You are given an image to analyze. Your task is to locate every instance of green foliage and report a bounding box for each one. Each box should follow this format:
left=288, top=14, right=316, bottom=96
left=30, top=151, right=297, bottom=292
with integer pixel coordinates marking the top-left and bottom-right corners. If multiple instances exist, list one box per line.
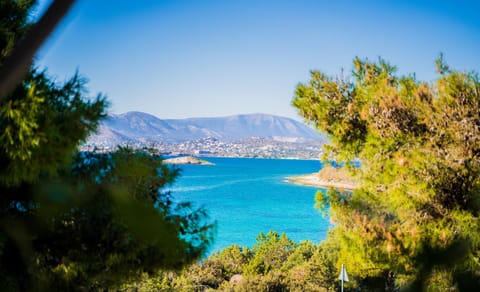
left=0, top=1, right=214, bottom=289
left=242, top=231, right=295, bottom=275
left=293, top=56, right=480, bottom=290
left=0, top=0, right=34, bottom=65
left=281, top=239, right=338, bottom=292
left=214, top=244, right=251, bottom=277
left=130, top=232, right=340, bottom=291
left=0, top=79, right=214, bottom=290
left=0, top=71, right=106, bottom=186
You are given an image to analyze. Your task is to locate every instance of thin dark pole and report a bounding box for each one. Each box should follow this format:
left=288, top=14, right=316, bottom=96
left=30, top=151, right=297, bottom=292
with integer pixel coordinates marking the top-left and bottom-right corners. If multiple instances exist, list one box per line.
left=0, top=0, right=76, bottom=100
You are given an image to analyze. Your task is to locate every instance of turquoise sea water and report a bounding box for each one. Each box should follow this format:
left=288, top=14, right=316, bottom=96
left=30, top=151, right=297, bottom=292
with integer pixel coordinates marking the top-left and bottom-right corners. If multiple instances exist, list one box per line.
left=168, top=157, right=331, bottom=254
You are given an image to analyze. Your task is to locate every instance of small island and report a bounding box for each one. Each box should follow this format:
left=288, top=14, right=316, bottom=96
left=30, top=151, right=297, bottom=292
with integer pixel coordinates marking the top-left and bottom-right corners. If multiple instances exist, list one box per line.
left=286, top=165, right=358, bottom=190
left=163, top=156, right=215, bottom=165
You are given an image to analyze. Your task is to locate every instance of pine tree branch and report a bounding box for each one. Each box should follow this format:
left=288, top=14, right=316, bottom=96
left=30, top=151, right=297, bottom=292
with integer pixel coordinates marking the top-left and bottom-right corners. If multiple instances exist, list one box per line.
left=0, top=0, right=76, bottom=101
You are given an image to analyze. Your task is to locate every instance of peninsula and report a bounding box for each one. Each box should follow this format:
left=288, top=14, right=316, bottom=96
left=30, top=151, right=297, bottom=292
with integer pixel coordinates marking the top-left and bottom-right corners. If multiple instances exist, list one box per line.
left=286, top=165, right=358, bottom=190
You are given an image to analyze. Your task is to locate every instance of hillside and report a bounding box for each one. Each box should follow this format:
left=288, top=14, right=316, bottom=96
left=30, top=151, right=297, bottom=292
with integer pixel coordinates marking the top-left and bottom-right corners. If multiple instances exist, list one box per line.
left=87, top=112, right=324, bottom=145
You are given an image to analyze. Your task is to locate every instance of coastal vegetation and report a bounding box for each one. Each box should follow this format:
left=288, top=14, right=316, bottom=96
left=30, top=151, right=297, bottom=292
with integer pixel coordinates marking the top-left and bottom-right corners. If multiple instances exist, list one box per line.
left=121, top=231, right=340, bottom=291
left=0, top=1, right=213, bottom=290
left=1, top=1, right=479, bottom=291
left=293, top=55, right=480, bottom=290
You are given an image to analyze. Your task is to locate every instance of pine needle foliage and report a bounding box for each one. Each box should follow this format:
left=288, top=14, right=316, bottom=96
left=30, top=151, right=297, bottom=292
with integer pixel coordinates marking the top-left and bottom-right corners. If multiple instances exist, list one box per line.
left=293, top=56, right=480, bottom=290
left=0, top=1, right=214, bottom=290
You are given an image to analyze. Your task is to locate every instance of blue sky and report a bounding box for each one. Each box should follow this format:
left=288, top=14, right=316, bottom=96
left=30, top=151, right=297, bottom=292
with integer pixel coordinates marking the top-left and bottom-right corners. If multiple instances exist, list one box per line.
left=36, top=0, right=480, bottom=120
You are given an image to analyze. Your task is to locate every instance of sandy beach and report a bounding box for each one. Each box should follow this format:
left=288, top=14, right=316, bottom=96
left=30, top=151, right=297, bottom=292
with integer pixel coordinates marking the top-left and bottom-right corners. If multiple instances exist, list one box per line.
left=286, top=167, right=358, bottom=190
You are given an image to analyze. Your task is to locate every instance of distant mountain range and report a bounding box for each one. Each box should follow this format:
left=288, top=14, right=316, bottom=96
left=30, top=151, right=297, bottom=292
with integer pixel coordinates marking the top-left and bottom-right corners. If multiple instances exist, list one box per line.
left=86, top=111, right=324, bottom=146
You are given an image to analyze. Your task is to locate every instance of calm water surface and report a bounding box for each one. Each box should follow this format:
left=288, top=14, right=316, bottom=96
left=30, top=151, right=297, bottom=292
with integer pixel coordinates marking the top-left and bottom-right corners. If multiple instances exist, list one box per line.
left=168, top=157, right=331, bottom=253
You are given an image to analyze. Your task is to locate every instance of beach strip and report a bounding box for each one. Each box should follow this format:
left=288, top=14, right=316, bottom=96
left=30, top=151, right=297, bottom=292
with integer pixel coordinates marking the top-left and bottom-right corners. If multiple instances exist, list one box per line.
left=286, top=168, right=358, bottom=190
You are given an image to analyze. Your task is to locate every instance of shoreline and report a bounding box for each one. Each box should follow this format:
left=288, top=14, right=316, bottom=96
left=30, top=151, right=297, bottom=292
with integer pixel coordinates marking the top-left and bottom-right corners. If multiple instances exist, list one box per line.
left=191, top=155, right=321, bottom=161
left=286, top=172, right=357, bottom=190
left=163, top=156, right=215, bottom=165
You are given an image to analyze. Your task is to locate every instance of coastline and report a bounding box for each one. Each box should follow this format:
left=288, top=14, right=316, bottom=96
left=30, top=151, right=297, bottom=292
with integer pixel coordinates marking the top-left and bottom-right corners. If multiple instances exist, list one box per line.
left=163, top=156, right=215, bottom=165
left=197, top=155, right=320, bottom=161
left=286, top=167, right=358, bottom=191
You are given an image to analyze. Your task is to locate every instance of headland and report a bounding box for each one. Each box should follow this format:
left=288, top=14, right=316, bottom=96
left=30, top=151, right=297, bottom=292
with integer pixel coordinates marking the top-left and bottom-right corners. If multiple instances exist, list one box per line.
left=286, top=166, right=358, bottom=190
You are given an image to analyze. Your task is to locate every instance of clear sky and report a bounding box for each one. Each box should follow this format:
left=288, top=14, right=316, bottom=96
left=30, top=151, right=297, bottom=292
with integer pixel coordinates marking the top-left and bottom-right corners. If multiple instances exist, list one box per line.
left=36, top=0, right=480, bottom=120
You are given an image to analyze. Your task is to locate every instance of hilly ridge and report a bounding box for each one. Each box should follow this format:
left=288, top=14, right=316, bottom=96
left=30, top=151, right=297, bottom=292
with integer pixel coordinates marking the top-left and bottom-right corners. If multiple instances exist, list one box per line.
left=87, top=112, right=323, bottom=146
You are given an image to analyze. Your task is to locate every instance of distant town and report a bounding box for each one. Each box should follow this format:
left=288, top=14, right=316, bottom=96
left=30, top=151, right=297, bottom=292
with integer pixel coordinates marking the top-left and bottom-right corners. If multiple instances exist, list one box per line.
left=82, top=112, right=326, bottom=159
left=82, top=136, right=323, bottom=160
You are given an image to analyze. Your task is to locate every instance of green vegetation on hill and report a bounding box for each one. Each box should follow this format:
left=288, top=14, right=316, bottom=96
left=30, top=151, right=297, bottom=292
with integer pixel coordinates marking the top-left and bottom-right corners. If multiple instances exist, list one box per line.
left=293, top=55, right=480, bottom=290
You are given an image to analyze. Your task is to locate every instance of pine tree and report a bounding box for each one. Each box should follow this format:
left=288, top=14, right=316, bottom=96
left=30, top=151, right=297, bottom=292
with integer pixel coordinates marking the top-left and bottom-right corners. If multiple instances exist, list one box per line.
left=0, top=1, right=214, bottom=289
left=293, top=56, right=480, bottom=290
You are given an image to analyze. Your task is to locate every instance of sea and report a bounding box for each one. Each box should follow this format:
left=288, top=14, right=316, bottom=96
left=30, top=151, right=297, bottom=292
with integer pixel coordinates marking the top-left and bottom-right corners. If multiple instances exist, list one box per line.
left=167, top=157, right=331, bottom=254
